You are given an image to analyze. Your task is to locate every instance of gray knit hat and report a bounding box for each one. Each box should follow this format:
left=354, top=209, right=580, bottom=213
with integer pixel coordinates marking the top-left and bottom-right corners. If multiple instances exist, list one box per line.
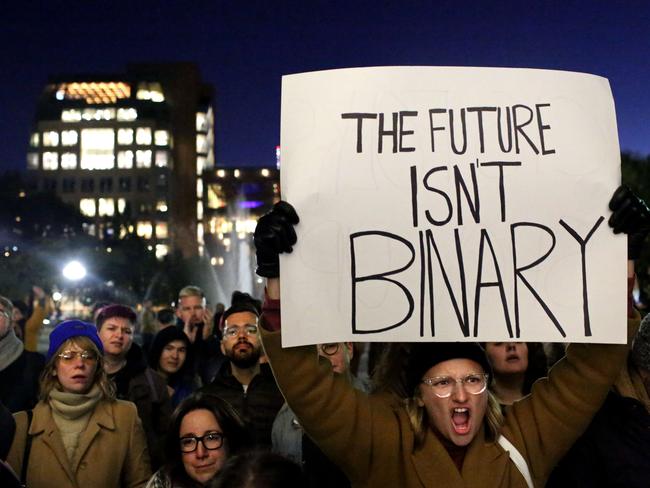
left=631, top=314, right=650, bottom=371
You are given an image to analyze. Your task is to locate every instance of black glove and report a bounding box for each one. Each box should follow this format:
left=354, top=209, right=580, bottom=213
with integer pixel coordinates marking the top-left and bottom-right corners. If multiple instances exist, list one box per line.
left=608, top=185, right=650, bottom=259
left=254, top=201, right=300, bottom=278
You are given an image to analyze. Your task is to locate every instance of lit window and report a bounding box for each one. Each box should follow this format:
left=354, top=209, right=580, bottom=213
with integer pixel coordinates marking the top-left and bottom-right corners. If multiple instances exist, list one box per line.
left=117, top=108, right=137, bottom=121
left=80, top=128, right=115, bottom=170
left=197, top=201, right=203, bottom=220
left=117, top=198, right=127, bottom=214
left=136, top=82, right=165, bottom=102
left=30, top=133, right=39, bottom=147
left=61, top=130, right=78, bottom=146
left=79, top=199, right=96, bottom=217
left=43, top=152, right=59, bottom=170
left=61, top=109, right=82, bottom=122
left=27, top=153, right=39, bottom=170
left=82, top=108, right=115, bottom=121
left=43, top=131, right=59, bottom=147
left=197, top=223, right=204, bottom=244
left=156, top=200, right=168, bottom=212
left=234, top=169, right=240, bottom=178
left=136, top=150, right=152, bottom=168
left=136, top=221, right=153, bottom=239
left=196, top=134, right=208, bottom=154
left=98, top=198, right=115, bottom=217
left=61, top=153, right=77, bottom=169
left=196, top=179, right=203, bottom=198
left=155, top=151, right=168, bottom=168
left=196, top=112, right=208, bottom=132
left=154, top=130, right=169, bottom=146
left=155, top=222, right=168, bottom=238
left=261, top=168, right=270, bottom=177
left=135, top=127, right=152, bottom=145
left=117, top=150, right=134, bottom=169
left=197, top=156, right=206, bottom=175
left=118, top=128, right=134, bottom=145
left=236, top=218, right=258, bottom=234
left=217, top=169, right=226, bottom=178
left=155, top=244, right=169, bottom=259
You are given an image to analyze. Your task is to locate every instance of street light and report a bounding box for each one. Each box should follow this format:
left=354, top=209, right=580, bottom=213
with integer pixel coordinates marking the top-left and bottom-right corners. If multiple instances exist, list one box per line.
left=62, top=260, right=86, bottom=316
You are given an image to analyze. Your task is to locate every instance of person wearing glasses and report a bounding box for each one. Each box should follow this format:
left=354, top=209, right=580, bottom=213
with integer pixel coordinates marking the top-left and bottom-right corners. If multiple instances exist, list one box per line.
left=146, top=392, right=251, bottom=488
left=6, top=320, right=151, bottom=487
left=253, top=193, right=643, bottom=488
left=272, top=341, right=365, bottom=488
left=201, top=292, right=284, bottom=447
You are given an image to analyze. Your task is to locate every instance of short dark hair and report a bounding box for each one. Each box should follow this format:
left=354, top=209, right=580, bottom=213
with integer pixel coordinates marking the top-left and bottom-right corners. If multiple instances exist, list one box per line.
left=162, top=392, right=252, bottom=484
left=208, top=450, right=306, bottom=488
left=95, top=304, right=137, bottom=330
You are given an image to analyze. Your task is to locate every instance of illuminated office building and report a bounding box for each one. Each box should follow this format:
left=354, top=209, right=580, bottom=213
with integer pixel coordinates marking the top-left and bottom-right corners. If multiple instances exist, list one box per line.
left=26, top=63, right=214, bottom=258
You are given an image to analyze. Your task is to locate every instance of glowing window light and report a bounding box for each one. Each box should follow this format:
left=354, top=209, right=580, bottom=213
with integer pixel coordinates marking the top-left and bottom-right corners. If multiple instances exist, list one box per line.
left=136, top=150, right=152, bottom=168
left=155, top=151, right=168, bottom=168
left=136, top=127, right=152, bottom=145
left=261, top=168, right=270, bottom=177
left=197, top=157, right=206, bottom=175
left=43, top=152, right=58, bottom=170
left=82, top=108, right=115, bottom=121
left=136, top=82, right=165, bottom=102
left=196, top=112, right=208, bottom=132
left=61, top=109, right=82, bottom=122
left=43, top=131, right=59, bottom=147
left=155, top=244, right=168, bottom=259
left=27, top=153, right=39, bottom=170
left=235, top=218, right=258, bottom=233
left=196, top=179, right=203, bottom=198
left=117, top=108, right=137, bottom=121
left=154, top=130, right=169, bottom=146
left=61, top=153, right=77, bottom=169
left=196, top=134, right=208, bottom=154
left=197, top=201, right=203, bottom=220
left=61, top=130, right=78, bottom=146
left=118, top=128, right=134, bottom=145
left=30, top=133, right=39, bottom=147
left=234, top=169, right=240, bottom=178
left=117, top=150, right=134, bottom=169
left=117, top=198, right=126, bottom=214
left=79, top=199, right=96, bottom=217
left=98, top=198, right=115, bottom=217
left=216, top=169, right=226, bottom=178
left=80, top=128, right=115, bottom=170
left=155, top=222, right=168, bottom=238
left=156, top=200, right=168, bottom=212
left=55, top=81, right=131, bottom=104
left=136, top=221, right=153, bottom=239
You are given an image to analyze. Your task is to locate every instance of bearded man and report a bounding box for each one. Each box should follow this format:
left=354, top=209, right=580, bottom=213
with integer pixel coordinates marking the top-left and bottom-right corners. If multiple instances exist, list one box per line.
left=201, top=291, right=283, bottom=446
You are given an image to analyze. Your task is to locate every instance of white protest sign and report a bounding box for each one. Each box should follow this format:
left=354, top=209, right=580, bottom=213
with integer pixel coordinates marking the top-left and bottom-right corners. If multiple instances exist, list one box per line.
left=280, top=67, right=626, bottom=347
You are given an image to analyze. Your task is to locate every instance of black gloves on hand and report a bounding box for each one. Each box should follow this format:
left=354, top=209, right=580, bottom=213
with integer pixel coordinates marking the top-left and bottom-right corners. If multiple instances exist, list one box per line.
left=254, top=201, right=300, bottom=278
left=608, top=185, right=650, bottom=260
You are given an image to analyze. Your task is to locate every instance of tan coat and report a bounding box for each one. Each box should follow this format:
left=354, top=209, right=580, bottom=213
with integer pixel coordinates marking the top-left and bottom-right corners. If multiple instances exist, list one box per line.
left=8, top=399, right=151, bottom=488
left=262, top=316, right=639, bottom=488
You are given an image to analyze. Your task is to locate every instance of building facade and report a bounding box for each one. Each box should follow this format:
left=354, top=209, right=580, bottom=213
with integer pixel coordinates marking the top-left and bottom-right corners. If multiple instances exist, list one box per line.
left=26, top=63, right=214, bottom=259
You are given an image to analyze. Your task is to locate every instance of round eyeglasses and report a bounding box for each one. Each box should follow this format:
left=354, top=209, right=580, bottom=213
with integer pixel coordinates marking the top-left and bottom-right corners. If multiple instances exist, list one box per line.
left=58, top=350, right=98, bottom=362
left=179, top=432, right=224, bottom=453
left=421, top=373, right=489, bottom=398
left=318, top=343, right=340, bottom=356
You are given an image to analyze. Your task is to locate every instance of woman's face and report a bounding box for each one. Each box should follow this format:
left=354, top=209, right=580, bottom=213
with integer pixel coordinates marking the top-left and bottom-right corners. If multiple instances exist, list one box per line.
left=180, top=408, right=227, bottom=484
left=159, top=339, right=188, bottom=375
left=485, top=342, right=529, bottom=376
left=418, top=358, right=488, bottom=447
left=54, top=340, right=98, bottom=394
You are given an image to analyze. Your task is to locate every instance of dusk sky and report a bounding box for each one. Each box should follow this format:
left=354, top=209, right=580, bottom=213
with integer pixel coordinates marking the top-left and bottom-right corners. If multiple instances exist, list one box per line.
left=2, top=1, right=649, bottom=171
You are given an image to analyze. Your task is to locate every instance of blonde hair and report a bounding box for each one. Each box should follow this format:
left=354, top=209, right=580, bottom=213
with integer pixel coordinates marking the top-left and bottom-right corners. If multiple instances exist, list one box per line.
left=178, top=285, right=205, bottom=300
left=40, top=336, right=116, bottom=401
left=405, top=389, right=504, bottom=449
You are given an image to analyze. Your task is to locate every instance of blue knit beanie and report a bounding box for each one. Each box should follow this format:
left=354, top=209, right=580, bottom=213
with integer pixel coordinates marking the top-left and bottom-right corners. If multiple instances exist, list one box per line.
left=47, top=320, right=104, bottom=360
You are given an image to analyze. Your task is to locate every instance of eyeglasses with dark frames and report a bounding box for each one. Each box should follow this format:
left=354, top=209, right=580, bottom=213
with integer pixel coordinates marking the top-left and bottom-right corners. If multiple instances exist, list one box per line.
left=318, top=343, right=340, bottom=356
left=179, top=431, right=224, bottom=453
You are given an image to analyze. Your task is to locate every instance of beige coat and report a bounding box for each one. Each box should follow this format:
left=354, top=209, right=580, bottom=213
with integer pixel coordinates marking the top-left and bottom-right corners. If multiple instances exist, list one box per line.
left=8, top=399, right=151, bottom=488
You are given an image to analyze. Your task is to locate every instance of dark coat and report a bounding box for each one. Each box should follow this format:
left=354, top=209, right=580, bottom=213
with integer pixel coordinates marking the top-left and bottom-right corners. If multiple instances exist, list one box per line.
left=0, top=350, right=44, bottom=413
left=109, top=343, right=172, bottom=470
left=547, top=390, right=650, bottom=487
left=201, top=361, right=284, bottom=446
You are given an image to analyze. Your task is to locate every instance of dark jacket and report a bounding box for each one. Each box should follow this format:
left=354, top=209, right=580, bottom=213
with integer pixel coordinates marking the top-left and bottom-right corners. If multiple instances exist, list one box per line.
left=547, top=363, right=650, bottom=488
left=109, top=343, right=172, bottom=470
left=201, top=361, right=284, bottom=446
left=0, top=350, right=44, bottom=413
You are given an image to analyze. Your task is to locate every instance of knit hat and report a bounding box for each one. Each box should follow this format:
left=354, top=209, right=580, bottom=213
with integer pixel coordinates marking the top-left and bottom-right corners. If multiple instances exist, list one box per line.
left=47, top=320, right=104, bottom=360
left=0, top=402, right=14, bottom=460
left=632, top=314, right=650, bottom=371
left=220, top=291, right=262, bottom=331
left=405, top=342, right=493, bottom=396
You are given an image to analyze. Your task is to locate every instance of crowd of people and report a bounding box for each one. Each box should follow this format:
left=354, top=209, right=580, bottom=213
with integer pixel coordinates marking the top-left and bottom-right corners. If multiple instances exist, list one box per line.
left=0, top=185, right=649, bottom=487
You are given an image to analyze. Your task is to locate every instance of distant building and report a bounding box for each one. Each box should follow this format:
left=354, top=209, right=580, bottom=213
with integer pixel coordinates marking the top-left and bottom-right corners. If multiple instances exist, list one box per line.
left=26, top=63, right=215, bottom=259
